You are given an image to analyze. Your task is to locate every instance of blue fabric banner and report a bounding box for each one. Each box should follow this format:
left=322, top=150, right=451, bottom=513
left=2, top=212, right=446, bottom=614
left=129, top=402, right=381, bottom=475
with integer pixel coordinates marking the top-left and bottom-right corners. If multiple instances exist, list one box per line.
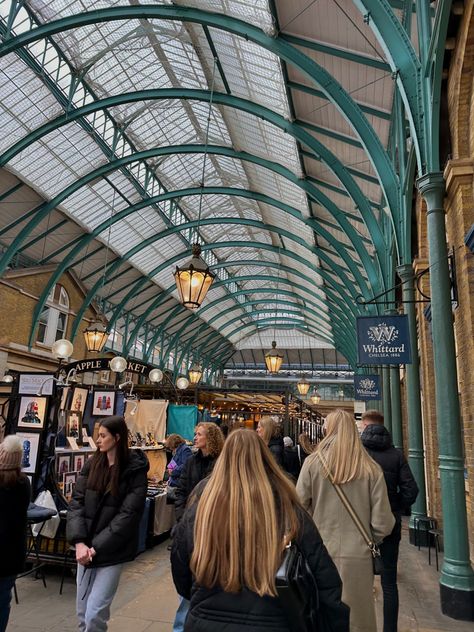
left=356, top=315, right=412, bottom=365
left=167, top=404, right=198, bottom=441
left=354, top=374, right=380, bottom=400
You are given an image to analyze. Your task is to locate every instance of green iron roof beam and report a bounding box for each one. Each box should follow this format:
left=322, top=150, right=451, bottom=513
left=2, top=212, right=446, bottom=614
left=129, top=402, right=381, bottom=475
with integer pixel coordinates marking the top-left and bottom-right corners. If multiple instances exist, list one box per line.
left=0, top=95, right=388, bottom=282
left=352, top=0, right=423, bottom=171
left=0, top=181, right=23, bottom=207
left=289, top=80, right=392, bottom=121
left=202, top=25, right=231, bottom=95
left=0, top=7, right=396, bottom=250
left=301, top=150, right=380, bottom=185
left=41, top=240, right=104, bottom=267
left=279, top=32, right=391, bottom=72
left=17, top=219, right=68, bottom=254
left=298, top=119, right=364, bottom=149
left=306, top=176, right=382, bottom=211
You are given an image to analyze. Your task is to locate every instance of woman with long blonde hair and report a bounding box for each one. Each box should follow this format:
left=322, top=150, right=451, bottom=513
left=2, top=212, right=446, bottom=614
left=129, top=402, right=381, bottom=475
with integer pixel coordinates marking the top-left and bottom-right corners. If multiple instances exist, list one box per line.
left=297, top=410, right=394, bottom=632
left=171, top=428, right=349, bottom=631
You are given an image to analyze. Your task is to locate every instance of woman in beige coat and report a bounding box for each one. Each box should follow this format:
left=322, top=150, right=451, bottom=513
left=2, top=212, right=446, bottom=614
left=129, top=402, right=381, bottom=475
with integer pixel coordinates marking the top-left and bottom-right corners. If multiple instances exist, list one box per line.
left=297, top=409, right=394, bottom=632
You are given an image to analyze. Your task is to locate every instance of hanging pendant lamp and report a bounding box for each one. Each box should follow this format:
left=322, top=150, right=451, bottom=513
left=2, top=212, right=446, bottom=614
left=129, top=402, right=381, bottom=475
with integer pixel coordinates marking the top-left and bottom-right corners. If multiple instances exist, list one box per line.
left=174, top=244, right=216, bottom=309
left=310, top=393, right=321, bottom=405
left=265, top=341, right=283, bottom=374
left=296, top=375, right=310, bottom=396
left=83, top=317, right=109, bottom=353
left=188, top=363, right=203, bottom=385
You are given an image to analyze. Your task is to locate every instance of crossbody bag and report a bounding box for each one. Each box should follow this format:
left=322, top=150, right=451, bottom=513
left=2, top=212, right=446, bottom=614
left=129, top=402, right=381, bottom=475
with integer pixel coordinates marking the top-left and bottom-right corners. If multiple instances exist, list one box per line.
left=316, top=452, right=384, bottom=575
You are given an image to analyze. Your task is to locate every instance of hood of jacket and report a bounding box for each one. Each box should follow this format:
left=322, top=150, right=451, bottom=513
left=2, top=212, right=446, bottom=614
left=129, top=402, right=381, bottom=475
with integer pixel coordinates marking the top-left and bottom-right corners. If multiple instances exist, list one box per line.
left=361, top=424, right=392, bottom=451
left=124, top=449, right=150, bottom=476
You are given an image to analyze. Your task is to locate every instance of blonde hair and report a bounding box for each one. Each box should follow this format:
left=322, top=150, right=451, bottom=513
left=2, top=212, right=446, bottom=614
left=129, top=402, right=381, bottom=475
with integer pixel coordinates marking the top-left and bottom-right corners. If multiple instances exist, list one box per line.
left=195, top=422, right=224, bottom=458
left=298, top=432, right=314, bottom=455
left=258, top=416, right=277, bottom=444
left=191, top=429, right=300, bottom=597
left=315, top=409, right=380, bottom=484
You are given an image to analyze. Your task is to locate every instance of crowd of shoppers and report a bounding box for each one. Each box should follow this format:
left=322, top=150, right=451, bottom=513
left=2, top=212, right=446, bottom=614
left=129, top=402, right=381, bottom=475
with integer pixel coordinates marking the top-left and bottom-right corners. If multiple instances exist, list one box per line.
left=2, top=404, right=417, bottom=632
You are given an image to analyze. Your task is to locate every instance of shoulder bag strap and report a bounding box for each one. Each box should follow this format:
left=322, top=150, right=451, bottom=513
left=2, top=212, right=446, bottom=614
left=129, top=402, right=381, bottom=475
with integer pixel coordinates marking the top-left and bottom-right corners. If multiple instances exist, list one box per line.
left=316, top=452, right=378, bottom=555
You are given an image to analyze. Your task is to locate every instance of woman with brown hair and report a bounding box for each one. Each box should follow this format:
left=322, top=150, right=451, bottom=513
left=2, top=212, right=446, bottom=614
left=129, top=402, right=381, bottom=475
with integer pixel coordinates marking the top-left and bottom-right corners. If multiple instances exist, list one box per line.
left=67, top=416, right=148, bottom=632
left=0, top=436, right=30, bottom=632
left=164, top=434, right=192, bottom=491
left=171, top=428, right=349, bottom=631
left=297, top=410, right=394, bottom=632
left=256, top=415, right=284, bottom=466
left=297, top=432, right=315, bottom=467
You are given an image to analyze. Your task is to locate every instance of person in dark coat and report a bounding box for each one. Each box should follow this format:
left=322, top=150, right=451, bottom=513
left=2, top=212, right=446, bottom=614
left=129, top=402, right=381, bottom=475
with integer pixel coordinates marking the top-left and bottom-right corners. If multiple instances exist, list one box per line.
left=0, top=435, right=30, bottom=632
left=67, top=416, right=148, bottom=632
left=171, top=429, right=349, bottom=632
left=360, top=410, right=419, bottom=632
left=174, top=422, right=224, bottom=522
left=257, top=416, right=284, bottom=466
left=172, top=422, right=224, bottom=632
left=282, top=436, right=301, bottom=480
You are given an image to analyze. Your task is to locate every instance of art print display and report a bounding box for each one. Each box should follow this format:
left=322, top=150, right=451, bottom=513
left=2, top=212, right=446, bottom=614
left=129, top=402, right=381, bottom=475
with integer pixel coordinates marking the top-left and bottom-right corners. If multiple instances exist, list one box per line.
left=59, top=386, right=70, bottom=411
left=92, top=391, right=115, bottom=416
left=65, top=410, right=82, bottom=446
left=16, top=432, right=41, bottom=474
left=17, top=396, right=47, bottom=429
left=71, top=387, right=89, bottom=416
left=72, top=453, right=85, bottom=473
left=57, top=454, right=71, bottom=475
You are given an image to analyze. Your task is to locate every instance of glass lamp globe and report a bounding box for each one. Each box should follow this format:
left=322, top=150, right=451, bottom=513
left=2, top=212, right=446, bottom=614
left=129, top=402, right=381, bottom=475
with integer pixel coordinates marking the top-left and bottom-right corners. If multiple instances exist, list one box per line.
left=51, top=338, right=74, bottom=359
left=110, top=356, right=128, bottom=373
left=176, top=376, right=189, bottom=390
left=149, top=368, right=163, bottom=383
left=1, top=374, right=14, bottom=383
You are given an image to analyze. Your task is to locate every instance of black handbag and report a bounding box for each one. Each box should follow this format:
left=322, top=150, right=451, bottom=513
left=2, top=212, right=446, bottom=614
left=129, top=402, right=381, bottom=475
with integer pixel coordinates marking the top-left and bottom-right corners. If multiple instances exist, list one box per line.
left=166, top=486, right=177, bottom=505
left=276, top=540, right=319, bottom=632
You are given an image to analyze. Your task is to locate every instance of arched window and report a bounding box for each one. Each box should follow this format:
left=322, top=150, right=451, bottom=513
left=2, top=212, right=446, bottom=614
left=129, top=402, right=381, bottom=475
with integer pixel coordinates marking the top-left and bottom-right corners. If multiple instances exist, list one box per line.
left=36, top=283, right=70, bottom=346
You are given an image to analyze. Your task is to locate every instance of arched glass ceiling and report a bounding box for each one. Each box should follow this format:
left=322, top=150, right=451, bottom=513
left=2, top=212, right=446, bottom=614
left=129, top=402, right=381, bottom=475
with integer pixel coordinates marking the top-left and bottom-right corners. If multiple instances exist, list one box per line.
left=0, top=0, right=437, bottom=370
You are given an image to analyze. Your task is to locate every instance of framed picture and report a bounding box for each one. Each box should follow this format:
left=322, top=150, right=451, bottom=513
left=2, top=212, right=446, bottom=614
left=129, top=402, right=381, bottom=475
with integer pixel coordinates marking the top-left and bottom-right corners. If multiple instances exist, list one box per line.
left=65, top=410, right=82, bottom=446
left=57, top=454, right=71, bottom=476
left=16, top=432, right=41, bottom=474
left=59, top=386, right=71, bottom=412
left=99, top=370, right=111, bottom=384
left=18, top=373, right=55, bottom=396
left=92, top=391, right=115, bottom=416
left=64, top=471, right=77, bottom=487
left=17, top=396, right=47, bottom=429
left=71, top=387, right=89, bottom=416
left=72, top=453, right=85, bottom=473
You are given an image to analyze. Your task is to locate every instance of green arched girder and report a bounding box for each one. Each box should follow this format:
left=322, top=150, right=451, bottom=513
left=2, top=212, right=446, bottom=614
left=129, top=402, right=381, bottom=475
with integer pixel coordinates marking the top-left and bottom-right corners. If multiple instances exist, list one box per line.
left=0, top=91, right=389, bottom=278
left=30, top=205, right=369, bottom=348
left=0, top=4, right=399, bottom=230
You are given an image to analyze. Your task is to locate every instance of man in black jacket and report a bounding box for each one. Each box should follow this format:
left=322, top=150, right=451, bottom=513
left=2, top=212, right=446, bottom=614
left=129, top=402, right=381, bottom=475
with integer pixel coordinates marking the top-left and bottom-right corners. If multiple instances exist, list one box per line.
left=360, top=410, right=419, bottom=632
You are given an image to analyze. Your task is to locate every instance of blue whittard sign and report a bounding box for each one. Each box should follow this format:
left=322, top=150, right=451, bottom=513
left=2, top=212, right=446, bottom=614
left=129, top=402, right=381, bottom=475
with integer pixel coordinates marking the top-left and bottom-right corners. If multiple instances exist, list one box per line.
left=356, top=315, right=412, bottom=365
left=354, top=375, right=380, bottom=401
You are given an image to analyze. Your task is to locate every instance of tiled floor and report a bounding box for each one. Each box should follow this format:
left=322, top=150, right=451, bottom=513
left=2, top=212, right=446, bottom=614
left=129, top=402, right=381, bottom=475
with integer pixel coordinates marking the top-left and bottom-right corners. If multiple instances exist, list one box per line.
left=8, top=521, right=474, bottom=631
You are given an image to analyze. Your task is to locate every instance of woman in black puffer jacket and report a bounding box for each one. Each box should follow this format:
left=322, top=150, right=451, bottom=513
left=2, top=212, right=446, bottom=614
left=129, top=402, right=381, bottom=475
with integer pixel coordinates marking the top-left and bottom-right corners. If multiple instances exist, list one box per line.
left=171, top=429, right=349, bottom=632
left=67, top=416, right=148, bottom=632
left=257, top=416, right=284, bottom=466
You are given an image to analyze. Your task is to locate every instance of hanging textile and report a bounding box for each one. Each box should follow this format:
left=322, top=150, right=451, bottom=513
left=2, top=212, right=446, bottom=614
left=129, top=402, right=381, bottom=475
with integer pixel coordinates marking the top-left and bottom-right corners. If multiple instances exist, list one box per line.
left=125, top=399, right=168, bottom=441
left=167, top=405, right=198, bottom=441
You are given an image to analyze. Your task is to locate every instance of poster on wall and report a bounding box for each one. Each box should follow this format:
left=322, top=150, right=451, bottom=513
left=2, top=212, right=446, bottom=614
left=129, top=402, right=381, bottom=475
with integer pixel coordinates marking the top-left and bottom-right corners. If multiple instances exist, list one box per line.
left=71, top=387, right=89, bottom=416
left=92, top=391, right=115, bottom=416
left=18, top=373, right=55, bottom=396
left=356, top=315, right=412, bottom=365
left=16, top=432, right=41, bottom=474
left=17, top=396, right=48, bottom=429
left=65, top=411, right=82, bottom=446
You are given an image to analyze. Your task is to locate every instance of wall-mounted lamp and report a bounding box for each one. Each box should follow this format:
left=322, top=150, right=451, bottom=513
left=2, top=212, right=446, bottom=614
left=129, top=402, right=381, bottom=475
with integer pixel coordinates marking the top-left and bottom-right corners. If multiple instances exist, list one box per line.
left=176, top=376, right=189, bottom=390
left=1, top=374, right=14, bottom=384
left=149, top=368, right=163, bottom=384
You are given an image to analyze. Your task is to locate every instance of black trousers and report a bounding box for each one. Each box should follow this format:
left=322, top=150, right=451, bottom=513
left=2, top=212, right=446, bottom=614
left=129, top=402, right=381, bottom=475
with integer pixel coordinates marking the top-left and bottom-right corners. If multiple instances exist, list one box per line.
left=379, top=518, right=402, bottom=632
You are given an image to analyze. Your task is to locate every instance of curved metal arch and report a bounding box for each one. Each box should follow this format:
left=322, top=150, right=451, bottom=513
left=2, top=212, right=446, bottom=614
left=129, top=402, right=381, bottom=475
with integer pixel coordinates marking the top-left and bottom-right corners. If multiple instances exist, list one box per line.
left=31, top=206, right=366, bottom=348
left=352, top=1, right=422, bottom=172
left=0, top=4, right=398, bottom=229
left=0, top=94, right=388, bottom=280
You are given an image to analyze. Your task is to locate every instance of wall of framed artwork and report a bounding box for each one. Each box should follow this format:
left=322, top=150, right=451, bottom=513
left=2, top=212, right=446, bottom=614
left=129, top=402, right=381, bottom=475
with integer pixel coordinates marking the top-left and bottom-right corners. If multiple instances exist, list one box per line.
left=72, top=453, right=85, bottom=472
left=16, top=431, right=41, bottom=474
left=17, top=396, right=47, bottom=429
left=65, top=410, right=82, bottom=446
left=71, top=387, right=88, bottom=416
left=92, top=390, right=115, bottom=416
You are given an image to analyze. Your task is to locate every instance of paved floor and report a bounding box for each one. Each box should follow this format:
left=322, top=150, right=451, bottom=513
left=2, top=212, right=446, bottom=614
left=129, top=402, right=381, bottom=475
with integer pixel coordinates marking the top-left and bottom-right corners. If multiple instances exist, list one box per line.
left=8, top=521, right=474, bottom=631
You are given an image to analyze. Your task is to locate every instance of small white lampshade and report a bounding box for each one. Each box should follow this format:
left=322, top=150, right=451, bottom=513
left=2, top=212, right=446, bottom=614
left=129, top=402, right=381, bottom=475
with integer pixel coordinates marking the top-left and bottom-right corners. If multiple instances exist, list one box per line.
left=176, top=376, right=189, bottom=390
left=149, top=368, right=163, bottom=383
left=51, top=338, right=74, bottom=359
left=110, top=356, right=128, bottom=373
left=1, top=374, right=14, bottom=383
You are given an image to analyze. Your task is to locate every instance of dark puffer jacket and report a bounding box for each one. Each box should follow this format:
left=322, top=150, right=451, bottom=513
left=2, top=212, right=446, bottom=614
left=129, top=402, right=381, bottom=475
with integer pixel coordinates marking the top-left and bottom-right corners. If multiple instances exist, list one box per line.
left=268, top=436, right=284, bottom=467
left=361, top=424, right=418, bottom=516
left=171, top=501, right=350, bottom=632
left=0, top=476, right=30, bottom=577
left=67, top=450, right=149, bottom=567
left=174, top=450, right=217, bottom=521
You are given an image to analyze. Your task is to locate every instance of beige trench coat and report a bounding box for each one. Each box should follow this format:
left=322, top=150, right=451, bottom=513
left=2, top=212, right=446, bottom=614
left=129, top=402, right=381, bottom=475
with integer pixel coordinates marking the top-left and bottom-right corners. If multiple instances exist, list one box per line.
left=297, top=455, right=395, bottom=632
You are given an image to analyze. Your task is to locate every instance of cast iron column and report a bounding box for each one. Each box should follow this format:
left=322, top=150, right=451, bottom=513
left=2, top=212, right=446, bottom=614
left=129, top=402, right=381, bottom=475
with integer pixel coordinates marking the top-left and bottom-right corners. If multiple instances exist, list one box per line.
left=417, top=172, right=474, bottom=619
left=389, top=364, right=403, bottom=450
left=382, top=366, right=392, bottom=434
left=397, top=263, right=428, bottom=540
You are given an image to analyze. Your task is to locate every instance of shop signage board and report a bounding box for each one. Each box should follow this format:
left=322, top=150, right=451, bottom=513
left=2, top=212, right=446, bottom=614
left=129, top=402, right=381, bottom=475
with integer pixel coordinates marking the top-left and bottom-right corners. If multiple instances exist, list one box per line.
left=18, top=373, right=55, bottom=395
left=354, top=375, right=380, bottom=401
left=64, top=358, right=153, bottom=375
left=356, top=315, right=412, bottom=365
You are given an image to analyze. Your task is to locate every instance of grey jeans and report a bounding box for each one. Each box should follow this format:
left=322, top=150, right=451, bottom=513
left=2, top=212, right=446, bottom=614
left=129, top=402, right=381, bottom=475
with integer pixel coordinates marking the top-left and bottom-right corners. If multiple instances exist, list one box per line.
left=76, top=563, right=123, bottom=632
